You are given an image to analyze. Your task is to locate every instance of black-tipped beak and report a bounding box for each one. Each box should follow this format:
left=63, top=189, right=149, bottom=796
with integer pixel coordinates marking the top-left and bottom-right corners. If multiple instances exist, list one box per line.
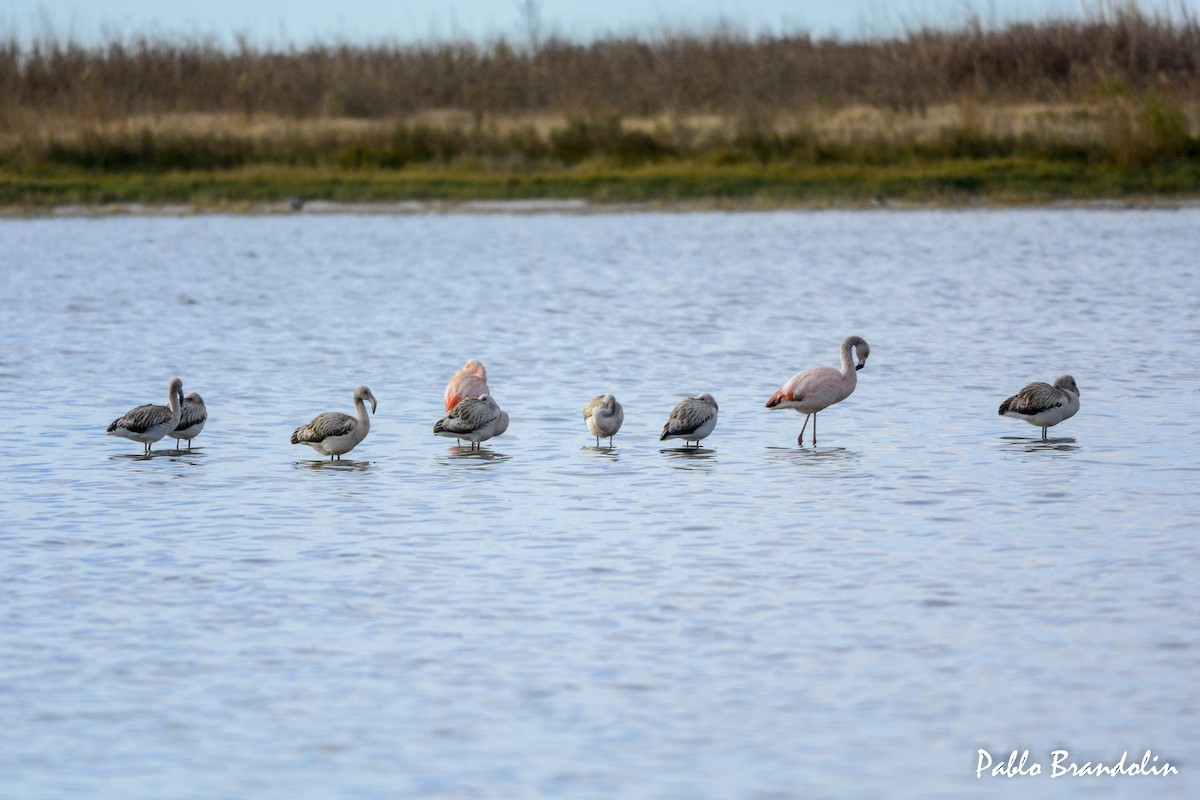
left=856, top=364, right=865, bottom=371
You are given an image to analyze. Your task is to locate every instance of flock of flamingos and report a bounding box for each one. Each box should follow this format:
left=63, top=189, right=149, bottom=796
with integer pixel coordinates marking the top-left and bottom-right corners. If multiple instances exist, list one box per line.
left=106, top=335, right=1082, bottom=459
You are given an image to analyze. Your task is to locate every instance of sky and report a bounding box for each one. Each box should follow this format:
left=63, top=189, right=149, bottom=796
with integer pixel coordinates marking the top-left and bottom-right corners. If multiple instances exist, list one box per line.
left=4, top=0, right=1199, bottom=46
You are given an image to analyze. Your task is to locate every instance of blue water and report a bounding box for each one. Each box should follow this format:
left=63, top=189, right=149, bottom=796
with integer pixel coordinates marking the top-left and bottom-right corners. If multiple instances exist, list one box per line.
left=1, top=208, right=1197, bottom=798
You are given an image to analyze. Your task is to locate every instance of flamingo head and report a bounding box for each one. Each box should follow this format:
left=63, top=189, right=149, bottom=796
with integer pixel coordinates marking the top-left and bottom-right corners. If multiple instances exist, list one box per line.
left=463, top=359, right=487, bottom=381
left=1053, top=375, right=1079, bottom=397
left=354, top=385, right=378, bottom=414
left=849, top=337, right=870, bottom=371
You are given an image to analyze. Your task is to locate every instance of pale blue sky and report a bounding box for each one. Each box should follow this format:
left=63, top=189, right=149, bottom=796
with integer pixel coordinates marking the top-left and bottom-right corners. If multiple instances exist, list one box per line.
left=4, top=0, right=1198, bottom=45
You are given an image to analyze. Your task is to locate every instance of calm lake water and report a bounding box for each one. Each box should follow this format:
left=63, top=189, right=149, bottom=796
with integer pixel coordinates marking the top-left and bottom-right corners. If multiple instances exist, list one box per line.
left=1, top=208, right=1198, bottom=798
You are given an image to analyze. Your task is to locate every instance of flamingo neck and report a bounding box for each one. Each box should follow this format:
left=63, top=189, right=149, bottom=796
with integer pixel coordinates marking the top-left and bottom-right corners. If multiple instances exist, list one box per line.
left=355, top=397, right=371, bottom=433
left=839, top=340, right=859, bottom=383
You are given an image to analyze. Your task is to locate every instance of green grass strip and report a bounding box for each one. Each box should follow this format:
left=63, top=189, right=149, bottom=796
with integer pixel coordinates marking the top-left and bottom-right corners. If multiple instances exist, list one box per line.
left=3, top=158, right=1199, bottom=210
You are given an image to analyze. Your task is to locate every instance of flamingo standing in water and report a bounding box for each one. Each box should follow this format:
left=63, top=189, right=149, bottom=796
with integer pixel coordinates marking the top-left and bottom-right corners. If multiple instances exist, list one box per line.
left=291, top=385, right=378, bottom=460
left=659, top=393, right=719, bottom=448
left=998, top=375, right=1080, bottom=440
left=171, top=392, right=208, bottom=450
left=444, top=359, right=489, bottom=412
left=765, top=336, right=870, bottom=446
left=583, top=394, right=624, bottom=447
left=107, top=377, right=185, bottom=455
left=434, top=394, right=506, bottom=450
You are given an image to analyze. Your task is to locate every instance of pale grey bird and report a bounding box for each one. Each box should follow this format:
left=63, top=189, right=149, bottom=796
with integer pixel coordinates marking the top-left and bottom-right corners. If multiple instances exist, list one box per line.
left=434, top=394, right=505, bottom=450
left=291, top=385, right=377, bottom=460
left=107, top=377, right=184, bottom=455
left=998, top=375, right=1080, bottom=440
left=171, top=392, right=208, bottom=450
left=660, top=393, right=718, bottom=448
left=583, top=393, right=624, bottom=446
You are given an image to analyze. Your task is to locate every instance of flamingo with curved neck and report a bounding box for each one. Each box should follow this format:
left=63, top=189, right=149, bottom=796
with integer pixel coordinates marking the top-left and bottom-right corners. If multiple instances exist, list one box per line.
left=291, top=385, right=378, bottom=460
left=107, top=377, right=185, bottom=455
left=765, top=336, right=870, bottom=446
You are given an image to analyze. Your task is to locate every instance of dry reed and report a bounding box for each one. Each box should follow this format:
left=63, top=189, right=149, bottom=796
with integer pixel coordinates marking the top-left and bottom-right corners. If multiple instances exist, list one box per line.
left=1, top=8, right=1198, bottom=178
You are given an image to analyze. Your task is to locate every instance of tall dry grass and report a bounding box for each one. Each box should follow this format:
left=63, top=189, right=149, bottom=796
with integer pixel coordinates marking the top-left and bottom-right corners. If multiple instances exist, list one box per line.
left=1, top=7, right=1197, bottom=172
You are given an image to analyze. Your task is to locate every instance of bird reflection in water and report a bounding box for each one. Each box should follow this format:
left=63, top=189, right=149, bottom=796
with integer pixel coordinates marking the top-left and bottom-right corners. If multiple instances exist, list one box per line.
left=1000, top=436, right=1081, bottom=454
left=660, top=445, right=716, bottom=470
left=295, top=458, right=374, bottom=471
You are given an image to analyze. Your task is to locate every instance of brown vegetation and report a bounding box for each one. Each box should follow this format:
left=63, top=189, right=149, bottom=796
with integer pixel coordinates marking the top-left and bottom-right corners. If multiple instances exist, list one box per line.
left=4, top=8, right=1200, bottom=120
left=0, top=7, right=1198, bottom=204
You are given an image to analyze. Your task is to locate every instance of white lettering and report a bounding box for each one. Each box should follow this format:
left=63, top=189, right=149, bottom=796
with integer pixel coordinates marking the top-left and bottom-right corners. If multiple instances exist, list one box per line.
left=1051, top=749, right=1071, bottom=778
left=986, top=748, right=1178, bottom=779
left=976, top=749, right=992, bottom=779
left=1102, top=751, right=1129, bottom=776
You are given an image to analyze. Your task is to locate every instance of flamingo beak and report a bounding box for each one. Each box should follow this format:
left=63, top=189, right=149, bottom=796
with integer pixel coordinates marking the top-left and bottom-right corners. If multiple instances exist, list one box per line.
left=856, top=363, right=865, bottom=371
left=370, top=397, right=378, bottom=413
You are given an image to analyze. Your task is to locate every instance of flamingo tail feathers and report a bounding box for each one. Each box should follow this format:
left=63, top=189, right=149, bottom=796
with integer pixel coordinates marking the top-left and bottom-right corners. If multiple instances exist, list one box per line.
left=765, top=388, right=791, bottom=408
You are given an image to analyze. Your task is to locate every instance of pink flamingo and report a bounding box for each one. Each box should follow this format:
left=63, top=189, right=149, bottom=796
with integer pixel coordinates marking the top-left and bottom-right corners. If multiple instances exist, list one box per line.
left=765, top=336, right=870, bottom=446
left=444, top=359, right=489, bottom=412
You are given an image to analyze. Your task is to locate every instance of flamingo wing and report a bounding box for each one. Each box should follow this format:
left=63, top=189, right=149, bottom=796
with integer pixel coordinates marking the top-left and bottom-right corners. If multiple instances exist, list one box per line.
left=435, top=396, right=499, bottom=435
left=108, top=403, right=173, bottom=434
left=999, top=382, right=1065, bottom=417
left=292, top=412, right=355, bottom=445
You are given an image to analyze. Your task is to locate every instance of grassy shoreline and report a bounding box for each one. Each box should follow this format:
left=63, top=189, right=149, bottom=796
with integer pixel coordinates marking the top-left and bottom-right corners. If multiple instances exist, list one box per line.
left=3, top=158, right=1199, bottom=214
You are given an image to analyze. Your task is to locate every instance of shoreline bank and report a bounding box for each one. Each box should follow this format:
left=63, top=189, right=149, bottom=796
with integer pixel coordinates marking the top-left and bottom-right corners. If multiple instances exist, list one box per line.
left=3, top=159, right=1198, bottom=216
left=5, top=195, right=1200, bottom=218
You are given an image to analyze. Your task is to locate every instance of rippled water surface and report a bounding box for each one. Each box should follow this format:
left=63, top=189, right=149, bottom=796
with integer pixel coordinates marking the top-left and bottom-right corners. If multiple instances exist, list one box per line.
left=2, top=209, right=1198, bottom=798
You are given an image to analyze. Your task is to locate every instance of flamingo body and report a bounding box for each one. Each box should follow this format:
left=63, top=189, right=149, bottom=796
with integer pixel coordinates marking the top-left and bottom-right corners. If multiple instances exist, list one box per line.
left=765, top=365, right=856, bottom=414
